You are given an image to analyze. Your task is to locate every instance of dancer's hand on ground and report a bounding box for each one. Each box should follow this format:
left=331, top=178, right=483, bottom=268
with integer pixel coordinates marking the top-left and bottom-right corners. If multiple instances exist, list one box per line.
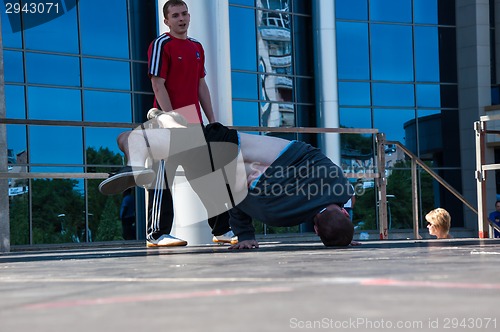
left=350, top=241, right=362, bottom=246
left=229, top=240, right=259, bottom=249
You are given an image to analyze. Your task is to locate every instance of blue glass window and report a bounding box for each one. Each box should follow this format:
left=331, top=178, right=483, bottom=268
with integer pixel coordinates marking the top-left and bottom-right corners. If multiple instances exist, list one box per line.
left=295, top=78, right=314, bottom=103
left=338, top=82, right=370, bottom=106
left=336, top=22, right=369, bottom=80
left=416, top=84, right=441, bottom=108
left=28, top=87, right=82, bottom=121
left=24, top=3, right=78, bottom=53
left=292, top=15, right=313, bottom=76
left=335, top=0, right=368, bottom=20
left=4, top=51, right=24, bottom=83
left=132, top=62, right=151, bottom=93
left=134, top=94, right=155, bottom=122
left=7, top=125, right=27, bottom=158
left=29, top=126, right=83, bottom=165
left=438, top=27, right=457, bottom=83
left=230, top=6, right=257, bottom=71
left=230, top=0, right=255, bottom=5
left=371, top=24, right=413, bottom=82
left=26, top=53, right=80, bottom=86
left=372, top=83, right=414, bottom=107
left=5, top=85, right=25, bottom=119
left=1, top=5, right=22, bottom=47
left=415, top=27, right=439, bottom=82
left=440, top=85, right=458, bottom=108
left=79, top=0, right=129, bottom=58
left=83, top=58, right=131, bottom=90
left=232, top=101, right=259, bottom=127
left=84, top=91, right=132, bottom=123
left=370, top=0, right=411, bottom=23
left=373, top=109, right=415, bottom=143
left=417, top=110, right=442, bottom=156
left=232, top=72, right=258, bottom=100
left=339, top=108, right=372, bottom=129
left=85, top=128, right=128, bottom=156
left=414, top=0, right=438, bottom=24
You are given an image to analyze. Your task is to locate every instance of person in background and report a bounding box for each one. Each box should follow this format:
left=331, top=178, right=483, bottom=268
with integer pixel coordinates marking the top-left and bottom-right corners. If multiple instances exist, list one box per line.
left=120, top=188, right=136, bottom=240
left=487, top=200, right=500, bottom=238
left=425, top=208, right=452, bottom=239
left=146, top=0, right=235, bottom=247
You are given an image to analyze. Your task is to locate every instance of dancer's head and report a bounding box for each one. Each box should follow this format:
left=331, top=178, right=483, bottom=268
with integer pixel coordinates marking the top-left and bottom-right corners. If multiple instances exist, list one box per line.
left=313, top=204, right=354, bottom=246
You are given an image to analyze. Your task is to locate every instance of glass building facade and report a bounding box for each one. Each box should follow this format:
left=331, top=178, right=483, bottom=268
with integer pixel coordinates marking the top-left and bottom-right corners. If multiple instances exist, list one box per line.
left=1, top=0, right=497, bottom=246
left=3, top=0, right=156, bottom=244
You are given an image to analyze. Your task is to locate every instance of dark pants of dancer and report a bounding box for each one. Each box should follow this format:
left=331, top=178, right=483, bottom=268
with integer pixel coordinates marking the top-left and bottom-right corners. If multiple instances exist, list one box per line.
left=146, top=123, right=237, bottom=241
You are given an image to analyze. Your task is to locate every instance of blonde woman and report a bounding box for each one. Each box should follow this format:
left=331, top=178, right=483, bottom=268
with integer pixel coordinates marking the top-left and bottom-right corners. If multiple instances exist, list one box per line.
left=425, top=208, right=452, bottom=239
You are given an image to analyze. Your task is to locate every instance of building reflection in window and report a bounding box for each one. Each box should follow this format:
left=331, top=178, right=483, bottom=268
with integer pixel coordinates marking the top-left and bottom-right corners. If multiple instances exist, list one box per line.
left=257, top=0, right=294, bottom=127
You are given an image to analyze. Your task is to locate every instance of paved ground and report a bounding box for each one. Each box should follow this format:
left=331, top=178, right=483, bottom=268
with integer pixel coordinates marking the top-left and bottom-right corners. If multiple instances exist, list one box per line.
left=1, top=238, right=500, bottom=332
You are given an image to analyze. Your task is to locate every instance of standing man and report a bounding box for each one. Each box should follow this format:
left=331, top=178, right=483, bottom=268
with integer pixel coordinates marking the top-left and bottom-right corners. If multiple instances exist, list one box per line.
left=146, top=0, right=235, bottom=247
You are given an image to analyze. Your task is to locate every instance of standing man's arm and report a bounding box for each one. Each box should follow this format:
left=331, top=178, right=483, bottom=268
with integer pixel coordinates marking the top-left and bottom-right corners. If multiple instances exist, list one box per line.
left=151, top=76, right=174, bottom=113
left=199, top=77, right=216, bottom=123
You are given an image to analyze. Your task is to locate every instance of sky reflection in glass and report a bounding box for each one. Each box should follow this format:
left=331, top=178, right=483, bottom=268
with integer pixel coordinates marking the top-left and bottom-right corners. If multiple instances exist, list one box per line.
left=336, top=22, right=369, bottom=80
left=79, top=0, right=129, bottom=58
left=26, top=53, right=80, bottom=86
left=371, top=24, right=413, bottom=82
left=28, top=87, right=82, bottom=121
left=5, top=85, right=25, bottom=119
left=84, top=91, right=132, bottom=123
left=30, top=126, right=83, bottom=165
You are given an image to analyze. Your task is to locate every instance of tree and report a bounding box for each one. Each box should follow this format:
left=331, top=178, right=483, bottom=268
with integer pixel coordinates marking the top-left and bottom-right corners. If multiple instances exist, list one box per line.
left=95, top=197, right=123, bottom=241
left=31, top=178, right=84, bottom=244
left=86, top=146, right=125, bottom=240
left=9, top=194, right=29, bottom=245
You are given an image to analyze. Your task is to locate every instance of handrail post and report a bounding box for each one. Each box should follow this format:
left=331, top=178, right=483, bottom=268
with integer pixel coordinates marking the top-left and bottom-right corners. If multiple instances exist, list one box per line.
left=376, top=133, right=388, bottom=239
left=475, top=120, right=489, bottom=238
left=411, top=158, right=420, bottom=239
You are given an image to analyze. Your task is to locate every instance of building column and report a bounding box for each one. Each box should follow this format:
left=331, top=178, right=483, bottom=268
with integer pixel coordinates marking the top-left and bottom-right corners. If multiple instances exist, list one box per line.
left=312, top=0, right=340, bottom=165
left=456, top=0, right=493, bottom=231
left=0, top=14, right=10, bottom=253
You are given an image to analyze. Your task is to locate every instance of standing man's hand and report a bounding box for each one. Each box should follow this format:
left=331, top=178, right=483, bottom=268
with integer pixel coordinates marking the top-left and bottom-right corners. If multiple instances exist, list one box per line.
left=199, top=78, right=216, bottom=123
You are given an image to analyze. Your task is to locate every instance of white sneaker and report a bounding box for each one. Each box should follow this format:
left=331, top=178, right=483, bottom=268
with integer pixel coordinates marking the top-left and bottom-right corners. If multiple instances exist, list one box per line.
left=212, top=230, right=238, bottom=245
left=147, top=234, right=188, bottom=247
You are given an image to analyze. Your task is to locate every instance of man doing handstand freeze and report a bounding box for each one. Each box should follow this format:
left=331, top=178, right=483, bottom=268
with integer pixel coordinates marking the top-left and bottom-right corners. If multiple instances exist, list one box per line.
left=99, top=110, right=355, bottom=249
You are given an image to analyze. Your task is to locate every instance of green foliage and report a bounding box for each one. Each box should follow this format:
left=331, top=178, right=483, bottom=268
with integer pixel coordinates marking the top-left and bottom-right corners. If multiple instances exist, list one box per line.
left=87, top=147, right=125, bottom=240
left=9, top=194, right=29, bottom=245
left=341, top=132, right=373, bottom=156
left=9, top=146, right=126, bottom=245
left=352, top=187, right=377, bottom=229
left=30, top=179, right=84, bottom=244
left=95, top=198, right=123, bottom=241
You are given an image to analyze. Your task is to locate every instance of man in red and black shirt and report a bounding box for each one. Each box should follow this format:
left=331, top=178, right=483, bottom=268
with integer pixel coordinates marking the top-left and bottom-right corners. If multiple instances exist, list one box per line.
left=145, top=0, right=234, bottom=247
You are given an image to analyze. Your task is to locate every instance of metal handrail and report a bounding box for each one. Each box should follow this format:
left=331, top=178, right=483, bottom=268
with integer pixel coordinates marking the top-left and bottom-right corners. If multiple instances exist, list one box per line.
left=382, top=140, right=477, bottom=240
left=0, top=118, right=379, bottom=134
left=1, top=117, right=379, bottom=181
left=387, top=141, right=478, bottom=214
